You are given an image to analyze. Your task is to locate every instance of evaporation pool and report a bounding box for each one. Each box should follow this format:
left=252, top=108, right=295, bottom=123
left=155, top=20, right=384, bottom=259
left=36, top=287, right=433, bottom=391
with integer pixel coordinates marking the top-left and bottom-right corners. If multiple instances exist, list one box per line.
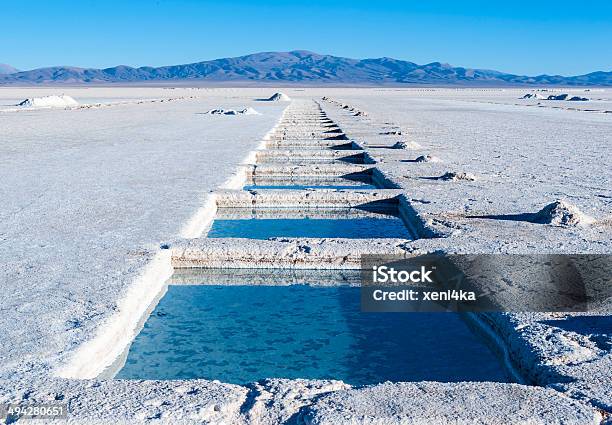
left=257, top=154, right=366, bottom=164
left=116, top=273, right=512, bottom=384
left=207, top=208, right=410, bottom=239
left=243, top=176, right=378, bottom=190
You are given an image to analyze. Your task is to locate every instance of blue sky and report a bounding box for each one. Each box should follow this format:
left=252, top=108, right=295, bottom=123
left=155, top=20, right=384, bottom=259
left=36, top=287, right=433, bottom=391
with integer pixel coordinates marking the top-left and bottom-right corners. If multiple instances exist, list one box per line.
left=2, top=0, right=611, bottom=75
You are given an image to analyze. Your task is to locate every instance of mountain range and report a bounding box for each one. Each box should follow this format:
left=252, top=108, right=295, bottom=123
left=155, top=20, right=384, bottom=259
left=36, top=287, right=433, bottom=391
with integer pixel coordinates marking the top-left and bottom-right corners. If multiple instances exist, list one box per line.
left=1, top=51, right=610, bottom=86
left=0, top=63, right=20, bottom=74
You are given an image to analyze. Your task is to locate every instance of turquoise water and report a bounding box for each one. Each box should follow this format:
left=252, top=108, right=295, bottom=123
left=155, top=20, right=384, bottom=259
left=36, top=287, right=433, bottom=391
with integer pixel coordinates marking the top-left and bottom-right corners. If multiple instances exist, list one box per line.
left=258, top=155, right=365, bottom=164
left=244, top=183, right=377, bottom=190
left=117, top=285, right=511, bottom=384
left=207, top=216, right=410, bottom=239
left=244, top=176, right=377, bottom=190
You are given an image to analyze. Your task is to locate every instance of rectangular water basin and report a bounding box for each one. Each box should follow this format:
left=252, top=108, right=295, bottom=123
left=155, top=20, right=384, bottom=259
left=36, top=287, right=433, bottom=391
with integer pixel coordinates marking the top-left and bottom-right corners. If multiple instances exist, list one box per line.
left=207, top=207, right=411, bottom=239
left=257, top=154, right=366, bottom=165
left=265, top=141, right=359, bottom=150
left=243, top=175, right=377, bottom=190
left=116, top=270, right=513, bottom=385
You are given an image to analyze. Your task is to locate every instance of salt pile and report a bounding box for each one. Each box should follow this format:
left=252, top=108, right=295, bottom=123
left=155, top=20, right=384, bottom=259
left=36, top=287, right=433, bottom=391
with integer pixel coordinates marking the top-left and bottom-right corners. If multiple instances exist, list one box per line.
left=546, top=94, right=589, bottom=101
left=205, top=108, right=261, bottom=115
left=520, top=93, right=546, bottom=100
left=17, top=95, right=79, bottom=108
left=240, top=107, right=261, bottom=115
left=392, top=141, right=421, bottom=150
left=438, top=172, right=476, bottom=181
left=206, top=109, right=233, bottom=115
left=531, top=200, right=595, bottom=226
left=567, top=96, right=589, bottom=101
left=265, top=92, right=291, bottom=102
left=415, top=154, right=441, bottom=163
left=521, top=93, right=589, bottom=102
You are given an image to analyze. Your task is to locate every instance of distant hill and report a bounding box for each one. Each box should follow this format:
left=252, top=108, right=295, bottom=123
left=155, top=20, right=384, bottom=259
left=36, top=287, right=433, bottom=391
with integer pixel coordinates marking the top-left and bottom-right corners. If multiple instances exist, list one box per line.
left=0, top=63, right=20, bottom=74
left=1, top=51, right=610, bottom=86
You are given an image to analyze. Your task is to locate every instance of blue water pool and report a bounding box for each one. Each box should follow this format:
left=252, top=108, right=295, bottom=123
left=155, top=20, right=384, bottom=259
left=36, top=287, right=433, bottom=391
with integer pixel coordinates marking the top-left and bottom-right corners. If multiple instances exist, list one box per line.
left=207, top=215, right=410, bottom=239
left=244, top=183, right=377, bottom=190
left=257, top=155, right=365, bottom=164
left=243, top=176, right=377, bottom=190
left=117, top=284, right=511, bottom=384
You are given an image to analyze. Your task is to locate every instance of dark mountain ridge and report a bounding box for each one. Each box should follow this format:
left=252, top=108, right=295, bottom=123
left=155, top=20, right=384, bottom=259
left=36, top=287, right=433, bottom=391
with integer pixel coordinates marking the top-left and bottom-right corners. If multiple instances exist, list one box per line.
left=2, top=50, right=610, bottom=86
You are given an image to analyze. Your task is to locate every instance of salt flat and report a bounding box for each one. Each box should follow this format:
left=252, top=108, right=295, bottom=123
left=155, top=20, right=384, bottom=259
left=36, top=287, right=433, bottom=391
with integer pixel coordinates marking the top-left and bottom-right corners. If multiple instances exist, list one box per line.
left=0, top=87, right=610, bottom=424
left=318, top=88, right=612, bottom=251
left=0, top=87, right=286, bottom=380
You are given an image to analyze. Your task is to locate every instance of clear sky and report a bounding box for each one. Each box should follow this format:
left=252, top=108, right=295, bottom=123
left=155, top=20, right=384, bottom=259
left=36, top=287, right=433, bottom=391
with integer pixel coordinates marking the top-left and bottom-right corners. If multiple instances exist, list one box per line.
left=2, top=0, right=611, bottom=75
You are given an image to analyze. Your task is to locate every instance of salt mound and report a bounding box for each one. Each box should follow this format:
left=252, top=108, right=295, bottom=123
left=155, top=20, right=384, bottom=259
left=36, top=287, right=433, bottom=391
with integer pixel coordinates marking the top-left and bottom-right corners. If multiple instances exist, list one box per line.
left=18, top=95, right=79, bottom=108
left=266, top=92, right=291, bottom=102
left=568, top=96, right=589, bottom=101
left=205, top=108, right=260, bottom=115
left=438, top=172, right=476, bottom=181
left=531, top=200, right=595, bottom=226
left=415, top=154, right=441, bottom=163
left=240, top=107, right=261, bottom=115
left=546, top=93, right=589, bottom=101
left=392, top=141, right=421, bottom=150
left=206, top=109, right=230, bottom=115
left=520, top=93, right=546, bottom=100
left=523, top=93, right=588, bottom=101
left=547, top=94, right=568, bottom=100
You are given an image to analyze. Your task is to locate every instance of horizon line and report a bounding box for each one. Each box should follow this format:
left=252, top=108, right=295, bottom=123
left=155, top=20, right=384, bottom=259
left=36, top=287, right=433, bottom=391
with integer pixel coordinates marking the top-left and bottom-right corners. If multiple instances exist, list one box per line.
left=3, top=50, right=610, bottom=78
